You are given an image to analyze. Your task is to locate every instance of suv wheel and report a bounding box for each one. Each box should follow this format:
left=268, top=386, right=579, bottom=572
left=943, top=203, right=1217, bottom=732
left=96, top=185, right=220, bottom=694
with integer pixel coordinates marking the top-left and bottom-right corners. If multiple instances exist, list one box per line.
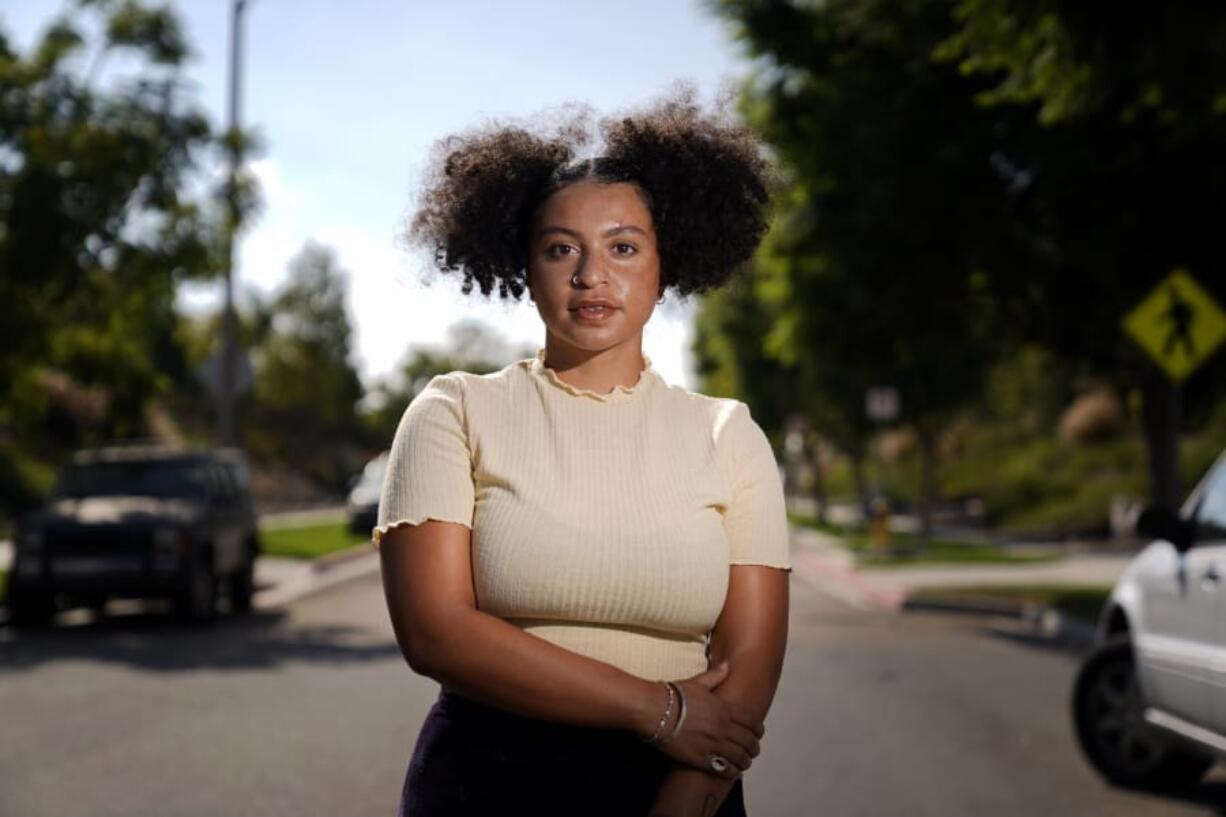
left=173, top=550, right=217, bottom=624
left=8, top=588, right=57, bottom=628
left=1072, top=638, right=1214, bottom=790
left=228, top=551, right=255, bottom=615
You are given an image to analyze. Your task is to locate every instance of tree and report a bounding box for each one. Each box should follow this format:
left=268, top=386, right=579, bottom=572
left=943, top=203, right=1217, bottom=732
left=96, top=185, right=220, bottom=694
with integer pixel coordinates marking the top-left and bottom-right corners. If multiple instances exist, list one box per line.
left=707, top=0, right=1025, bottom=536
left=939, top=0, right=1226, bottom=508
left=244, top=242, right=364, bottom=489
left=0, top=0, right=218, bottom=445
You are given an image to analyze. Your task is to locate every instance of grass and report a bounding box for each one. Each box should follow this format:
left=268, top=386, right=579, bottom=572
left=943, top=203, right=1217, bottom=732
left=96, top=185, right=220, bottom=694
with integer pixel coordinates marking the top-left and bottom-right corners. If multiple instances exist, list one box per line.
left=907, top=584, right=1114, bottom=623
left=258, top=521, right=371, bottom=560
left=788, top=511, right=1062, bottom=567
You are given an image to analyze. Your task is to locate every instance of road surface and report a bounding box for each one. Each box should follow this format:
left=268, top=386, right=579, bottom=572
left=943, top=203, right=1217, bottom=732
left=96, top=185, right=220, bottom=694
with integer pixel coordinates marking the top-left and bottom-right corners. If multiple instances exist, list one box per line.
left=0, top=572, right=1222, bottom=816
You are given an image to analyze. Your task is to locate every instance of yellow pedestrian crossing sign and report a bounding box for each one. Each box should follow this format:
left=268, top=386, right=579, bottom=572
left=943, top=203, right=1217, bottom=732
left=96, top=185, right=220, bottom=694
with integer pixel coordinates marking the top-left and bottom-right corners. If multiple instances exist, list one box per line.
left=1123, top=269, right=1226, bottom=382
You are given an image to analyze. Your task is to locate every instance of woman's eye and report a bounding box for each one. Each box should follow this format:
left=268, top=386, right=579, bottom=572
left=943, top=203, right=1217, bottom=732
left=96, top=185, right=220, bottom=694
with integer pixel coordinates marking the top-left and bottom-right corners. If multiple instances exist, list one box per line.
left=546, top=243, right=577, bottom=258
left=612, top=242, right=637, bottom=255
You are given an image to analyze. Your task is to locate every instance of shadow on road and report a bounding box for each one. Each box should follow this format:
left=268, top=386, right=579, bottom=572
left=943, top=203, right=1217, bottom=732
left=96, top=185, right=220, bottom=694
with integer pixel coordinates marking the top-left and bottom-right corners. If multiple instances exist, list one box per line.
left=0, top=605, right=402, bottom=672
left=981, top=619, right=1092, bottom=658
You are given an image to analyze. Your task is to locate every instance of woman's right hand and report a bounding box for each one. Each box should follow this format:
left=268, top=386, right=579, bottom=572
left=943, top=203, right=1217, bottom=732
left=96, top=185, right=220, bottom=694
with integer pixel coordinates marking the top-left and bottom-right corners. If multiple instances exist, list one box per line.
left=653, top=662, right=763, bottom=779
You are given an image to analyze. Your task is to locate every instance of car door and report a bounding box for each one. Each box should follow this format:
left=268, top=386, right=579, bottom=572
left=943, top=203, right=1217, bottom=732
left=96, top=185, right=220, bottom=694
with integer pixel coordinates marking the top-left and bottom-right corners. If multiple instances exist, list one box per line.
left=1192, top=457, right=1226, bottom=736
left=1134, top=457, right=1225, bottom=726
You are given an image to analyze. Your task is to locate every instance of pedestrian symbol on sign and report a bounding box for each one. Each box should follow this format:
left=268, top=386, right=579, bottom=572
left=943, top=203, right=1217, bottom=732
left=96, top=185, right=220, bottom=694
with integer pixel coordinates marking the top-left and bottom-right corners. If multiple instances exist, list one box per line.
left=1123, top=269, right=1226, bottom=383
left=1160, top=284, right=1195, bottom=359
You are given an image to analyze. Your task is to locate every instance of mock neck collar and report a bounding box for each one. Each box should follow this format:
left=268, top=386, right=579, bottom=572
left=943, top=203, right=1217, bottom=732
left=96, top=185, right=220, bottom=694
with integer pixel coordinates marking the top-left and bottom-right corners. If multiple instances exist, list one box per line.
left=527, top=347, right=658, bottom=402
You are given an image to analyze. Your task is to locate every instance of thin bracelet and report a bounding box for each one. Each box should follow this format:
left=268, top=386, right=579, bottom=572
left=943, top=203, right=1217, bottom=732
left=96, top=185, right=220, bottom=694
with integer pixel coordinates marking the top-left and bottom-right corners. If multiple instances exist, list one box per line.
left=660, top=681, right=687, bottom=744
left=643, top=681, right=675, bottom=745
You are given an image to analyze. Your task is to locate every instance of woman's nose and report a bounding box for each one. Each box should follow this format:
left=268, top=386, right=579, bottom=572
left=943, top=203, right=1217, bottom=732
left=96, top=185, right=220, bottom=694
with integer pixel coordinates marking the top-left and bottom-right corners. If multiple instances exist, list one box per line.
left=571, top=253, right=608, bottom=288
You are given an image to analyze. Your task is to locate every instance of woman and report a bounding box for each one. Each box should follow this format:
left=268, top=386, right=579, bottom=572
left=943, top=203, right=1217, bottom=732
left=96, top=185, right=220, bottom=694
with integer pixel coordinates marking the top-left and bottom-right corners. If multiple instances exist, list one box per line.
left=374, top=89, right=790, bottom=817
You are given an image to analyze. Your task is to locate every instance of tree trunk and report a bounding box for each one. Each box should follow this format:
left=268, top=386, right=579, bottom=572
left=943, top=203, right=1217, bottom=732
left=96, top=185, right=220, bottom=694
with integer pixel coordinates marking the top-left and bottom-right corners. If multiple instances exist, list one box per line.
left=850, top=449, right=870, bottom=521
left=809, top=438, right=828, bottom=524
left=917, top=425, right=937, bottom=546
left=1140, top=367, right=1182, bottom=510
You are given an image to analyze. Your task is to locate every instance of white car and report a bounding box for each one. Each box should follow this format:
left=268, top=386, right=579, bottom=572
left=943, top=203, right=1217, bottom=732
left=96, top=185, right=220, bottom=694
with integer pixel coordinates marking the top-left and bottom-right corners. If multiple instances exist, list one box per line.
left=346, top=450, right=389, bottom=536
left=1073, top=449, right=1226, bottom=789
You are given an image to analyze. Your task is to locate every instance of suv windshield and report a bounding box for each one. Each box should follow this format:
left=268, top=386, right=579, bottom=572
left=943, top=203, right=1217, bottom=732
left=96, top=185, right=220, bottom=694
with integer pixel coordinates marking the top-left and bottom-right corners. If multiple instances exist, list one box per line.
left=55, top=460, right=209, bottom=501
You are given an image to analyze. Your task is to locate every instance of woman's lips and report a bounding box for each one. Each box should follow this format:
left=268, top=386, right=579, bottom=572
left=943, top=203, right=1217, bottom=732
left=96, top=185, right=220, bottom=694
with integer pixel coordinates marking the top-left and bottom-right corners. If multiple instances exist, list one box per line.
left=572, top=304, right=617, bottom=322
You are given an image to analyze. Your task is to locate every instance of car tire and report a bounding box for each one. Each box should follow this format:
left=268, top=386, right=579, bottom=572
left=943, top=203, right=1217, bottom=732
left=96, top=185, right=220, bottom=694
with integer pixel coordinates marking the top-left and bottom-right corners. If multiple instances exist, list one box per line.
left=173, top=550, right=217, bottom=624
left=8, top=588, right=57, bottom=628
left=229, top=551, right=255, bottom=615
left=1072, top=638, right=1215, bottom=790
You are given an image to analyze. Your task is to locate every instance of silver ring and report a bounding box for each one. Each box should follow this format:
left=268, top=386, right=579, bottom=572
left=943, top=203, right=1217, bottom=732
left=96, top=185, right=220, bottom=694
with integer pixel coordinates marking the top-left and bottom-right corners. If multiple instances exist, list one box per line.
left=709, top=754, right=729, bottom=774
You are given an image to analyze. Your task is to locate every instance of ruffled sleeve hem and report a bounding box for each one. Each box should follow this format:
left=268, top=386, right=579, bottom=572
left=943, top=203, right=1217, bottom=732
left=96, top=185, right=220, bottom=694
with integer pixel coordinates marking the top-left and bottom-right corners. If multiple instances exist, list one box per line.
left=371, top=515, right=473, bottom=548
left=729, top=559, right=793, bottom=572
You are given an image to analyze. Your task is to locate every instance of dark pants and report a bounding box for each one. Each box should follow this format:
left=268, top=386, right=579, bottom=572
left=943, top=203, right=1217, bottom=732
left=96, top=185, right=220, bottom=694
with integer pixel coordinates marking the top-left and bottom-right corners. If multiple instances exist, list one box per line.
left=398, top=689, right=748, bottom=817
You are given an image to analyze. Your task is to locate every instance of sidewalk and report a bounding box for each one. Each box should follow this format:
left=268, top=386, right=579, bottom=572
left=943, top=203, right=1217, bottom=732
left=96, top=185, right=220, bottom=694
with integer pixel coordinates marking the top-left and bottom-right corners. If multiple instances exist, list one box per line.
left=787, top=524, right=1133, bottom=650
left=252, top=542, right=379, bottom=609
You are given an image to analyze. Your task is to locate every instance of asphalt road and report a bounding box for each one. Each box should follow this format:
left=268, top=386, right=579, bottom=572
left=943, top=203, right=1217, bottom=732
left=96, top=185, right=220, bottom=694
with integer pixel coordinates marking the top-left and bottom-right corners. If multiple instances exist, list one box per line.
left=0, top=574, right=1223, bottom=817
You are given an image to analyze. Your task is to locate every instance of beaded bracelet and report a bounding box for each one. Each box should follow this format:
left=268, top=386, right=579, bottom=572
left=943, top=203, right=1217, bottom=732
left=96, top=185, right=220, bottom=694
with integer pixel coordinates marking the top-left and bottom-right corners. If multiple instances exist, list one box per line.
left=660, top=681, right=688, bottom=744
left=643, top=681, right=675, bottom=745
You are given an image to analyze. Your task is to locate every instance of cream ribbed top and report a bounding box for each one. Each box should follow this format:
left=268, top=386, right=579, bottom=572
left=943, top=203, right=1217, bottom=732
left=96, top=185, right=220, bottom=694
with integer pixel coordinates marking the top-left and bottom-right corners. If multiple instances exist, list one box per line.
left=373, top=348, right=791, bottom=681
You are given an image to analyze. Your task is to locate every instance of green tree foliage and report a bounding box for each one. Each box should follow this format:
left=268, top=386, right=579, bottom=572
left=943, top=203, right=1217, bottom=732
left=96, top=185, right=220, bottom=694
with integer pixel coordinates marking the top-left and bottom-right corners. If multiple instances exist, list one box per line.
left=0, top=0, right=218, bottom=446
left=939, top=0, right=1226, bottom=505
left=705, top=0, right=1025, bottom=529
left=244, top=242, right=364, bottom=489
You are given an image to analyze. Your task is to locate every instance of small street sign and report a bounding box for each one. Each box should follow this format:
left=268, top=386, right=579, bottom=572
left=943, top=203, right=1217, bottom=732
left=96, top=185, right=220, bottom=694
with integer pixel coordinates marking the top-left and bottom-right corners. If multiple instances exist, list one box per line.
left=865, top=386, right=900, bottom=423
left=1122, top=269, right=1226, bottom=382
left=197, top=347, right=253, bottom=399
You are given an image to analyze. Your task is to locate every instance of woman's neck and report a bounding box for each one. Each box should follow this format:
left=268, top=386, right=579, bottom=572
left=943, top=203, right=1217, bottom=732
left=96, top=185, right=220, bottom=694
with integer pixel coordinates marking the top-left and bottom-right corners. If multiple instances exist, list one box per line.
left=541, top=336, right=647, bottom=395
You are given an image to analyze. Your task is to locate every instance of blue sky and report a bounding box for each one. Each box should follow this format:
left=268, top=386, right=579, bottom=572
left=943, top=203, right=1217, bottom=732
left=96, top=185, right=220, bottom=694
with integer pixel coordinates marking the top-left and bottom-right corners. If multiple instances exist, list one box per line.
left=4, top=1, right=755, bottom=391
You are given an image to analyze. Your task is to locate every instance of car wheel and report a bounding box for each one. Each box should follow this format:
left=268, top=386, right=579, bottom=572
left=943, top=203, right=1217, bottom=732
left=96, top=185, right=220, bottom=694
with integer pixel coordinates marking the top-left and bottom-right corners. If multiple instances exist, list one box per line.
left=8, top=588, right=57, bottom=628
left=229, top=552, right=255, bottom=615
left=1072, top=638, right=1214, bottom=790
left=173, top=550, right=217, bottom=624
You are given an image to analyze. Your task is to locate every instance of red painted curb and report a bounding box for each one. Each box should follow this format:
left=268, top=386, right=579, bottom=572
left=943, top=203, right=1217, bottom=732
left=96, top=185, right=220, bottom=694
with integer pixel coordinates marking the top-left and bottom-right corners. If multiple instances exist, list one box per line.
left=790, top=548, right=907, bottom=611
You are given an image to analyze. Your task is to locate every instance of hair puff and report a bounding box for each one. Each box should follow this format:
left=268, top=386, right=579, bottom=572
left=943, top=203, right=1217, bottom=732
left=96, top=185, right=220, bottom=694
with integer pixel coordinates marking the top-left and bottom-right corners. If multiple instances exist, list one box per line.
left=405, top=86, right=772, bottom=300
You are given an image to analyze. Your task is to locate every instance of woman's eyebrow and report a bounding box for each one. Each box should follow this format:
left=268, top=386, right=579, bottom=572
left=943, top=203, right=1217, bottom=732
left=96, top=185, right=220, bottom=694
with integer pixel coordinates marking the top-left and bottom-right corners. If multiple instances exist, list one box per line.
left=536, top=224, right=650, bottom=239
left=604, top=225, right=648, bottom=238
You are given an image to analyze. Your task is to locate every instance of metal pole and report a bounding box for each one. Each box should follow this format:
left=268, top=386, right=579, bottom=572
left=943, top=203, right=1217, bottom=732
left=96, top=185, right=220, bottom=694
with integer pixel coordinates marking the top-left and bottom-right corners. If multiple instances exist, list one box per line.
left=217, top=0, right=248, bottom=446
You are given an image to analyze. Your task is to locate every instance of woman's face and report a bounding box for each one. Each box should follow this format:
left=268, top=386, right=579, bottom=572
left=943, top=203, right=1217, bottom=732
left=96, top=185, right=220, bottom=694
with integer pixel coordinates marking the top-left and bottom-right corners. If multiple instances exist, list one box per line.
left=526, top=180, right=661, bottom=357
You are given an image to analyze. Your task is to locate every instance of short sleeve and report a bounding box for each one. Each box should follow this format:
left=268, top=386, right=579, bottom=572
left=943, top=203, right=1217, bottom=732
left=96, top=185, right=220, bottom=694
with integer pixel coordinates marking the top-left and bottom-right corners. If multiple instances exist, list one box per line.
left=372, top=373, right=475, bottom=546
left=719, top=402, right=792, bottom=570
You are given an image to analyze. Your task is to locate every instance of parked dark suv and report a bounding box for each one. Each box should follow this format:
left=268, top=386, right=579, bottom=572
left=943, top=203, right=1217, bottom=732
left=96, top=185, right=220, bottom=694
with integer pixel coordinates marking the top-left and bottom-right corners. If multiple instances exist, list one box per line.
left=6, top=445, right=261, bottom=626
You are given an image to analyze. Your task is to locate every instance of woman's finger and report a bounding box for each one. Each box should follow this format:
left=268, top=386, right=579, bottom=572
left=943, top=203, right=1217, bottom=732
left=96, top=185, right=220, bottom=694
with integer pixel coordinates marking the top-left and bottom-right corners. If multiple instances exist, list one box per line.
left=727, top=702, right=764, bottom=737
left=726, top=721, right=760, bottom=758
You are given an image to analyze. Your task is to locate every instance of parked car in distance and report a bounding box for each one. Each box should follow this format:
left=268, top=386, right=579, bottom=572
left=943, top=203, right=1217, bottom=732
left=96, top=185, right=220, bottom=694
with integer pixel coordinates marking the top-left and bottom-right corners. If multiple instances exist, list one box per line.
left=1072, top=448, right=1226, bottom=790
left=346, top=450, right=389, bottom=536
left=6, top=445, right=261, bottom=626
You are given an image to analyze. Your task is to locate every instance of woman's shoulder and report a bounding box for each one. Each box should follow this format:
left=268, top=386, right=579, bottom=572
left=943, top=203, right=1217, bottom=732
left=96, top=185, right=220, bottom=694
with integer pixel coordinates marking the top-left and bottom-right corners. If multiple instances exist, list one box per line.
left=652, top=381, right=754, bottom=439
left=416, top=359, right=526, bottom=400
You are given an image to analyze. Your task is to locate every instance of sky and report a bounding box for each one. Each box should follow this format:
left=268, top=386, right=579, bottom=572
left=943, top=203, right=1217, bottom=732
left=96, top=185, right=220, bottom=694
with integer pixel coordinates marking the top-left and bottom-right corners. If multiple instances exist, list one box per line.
left=3, top=0, right=756, bottom=392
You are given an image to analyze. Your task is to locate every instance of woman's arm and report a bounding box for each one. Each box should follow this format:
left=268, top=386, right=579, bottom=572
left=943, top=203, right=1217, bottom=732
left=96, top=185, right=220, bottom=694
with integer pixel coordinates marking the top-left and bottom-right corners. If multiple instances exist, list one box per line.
left=648, top=565, right=790, bottom=817
left=379, top=519, right=763, bottom=767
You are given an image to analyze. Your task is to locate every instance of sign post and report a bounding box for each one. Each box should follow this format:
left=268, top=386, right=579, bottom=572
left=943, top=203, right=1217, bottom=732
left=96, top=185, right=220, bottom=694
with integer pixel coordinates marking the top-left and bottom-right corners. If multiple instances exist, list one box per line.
left=1122, top=268, right=1226, bottom=507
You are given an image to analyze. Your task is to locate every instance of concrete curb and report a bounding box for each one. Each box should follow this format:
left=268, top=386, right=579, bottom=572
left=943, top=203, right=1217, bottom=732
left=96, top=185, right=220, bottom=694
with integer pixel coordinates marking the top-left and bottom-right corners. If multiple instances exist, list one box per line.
left=903, top=594, right=1099, bottom=653
left=788, top=526, right=1101, bottom=654
left=790, top=546, right=906, bottom=611
left=252, top=541, right=380, bottom=610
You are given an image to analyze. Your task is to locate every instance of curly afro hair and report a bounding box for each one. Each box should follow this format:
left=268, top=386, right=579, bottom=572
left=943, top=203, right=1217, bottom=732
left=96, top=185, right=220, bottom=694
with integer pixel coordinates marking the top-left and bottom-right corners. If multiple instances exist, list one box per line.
left=406, top=87, right=772, bottom=300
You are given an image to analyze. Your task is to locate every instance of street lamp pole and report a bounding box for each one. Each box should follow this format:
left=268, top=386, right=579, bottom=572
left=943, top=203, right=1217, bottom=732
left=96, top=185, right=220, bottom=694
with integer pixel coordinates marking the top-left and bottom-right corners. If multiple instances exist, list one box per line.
left=217, top=0, right=249, bottom=446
